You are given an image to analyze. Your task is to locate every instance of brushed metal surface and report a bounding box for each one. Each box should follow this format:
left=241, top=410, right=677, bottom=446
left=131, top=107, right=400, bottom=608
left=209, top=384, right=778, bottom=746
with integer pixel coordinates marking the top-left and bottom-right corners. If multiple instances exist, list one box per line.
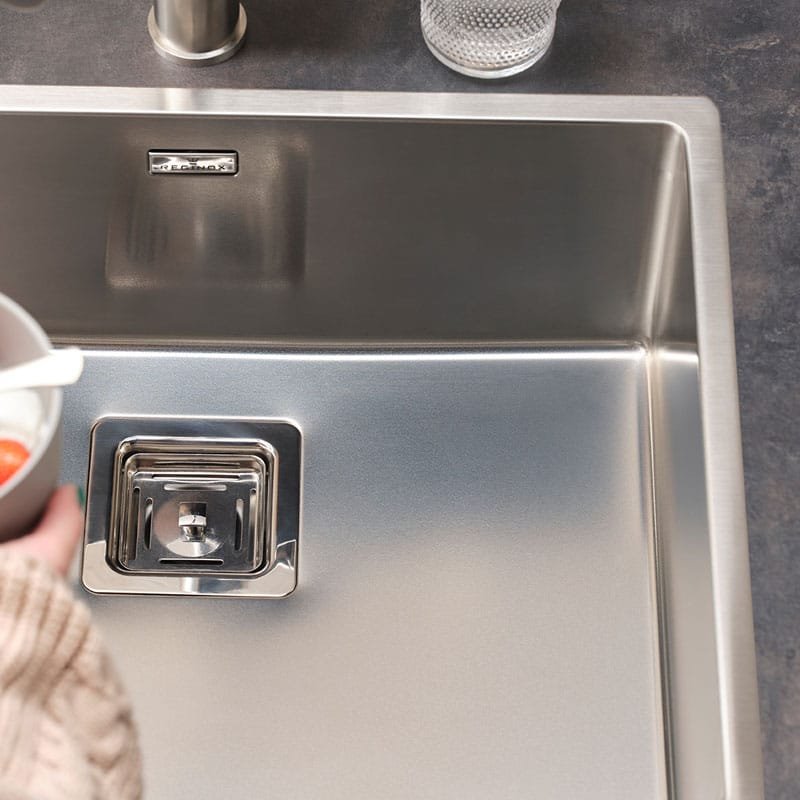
left=0, top=88, right=763, bottom=799
left=65, top=347, right=666, bottom=800
left=0, top=110, right=663, bottom=344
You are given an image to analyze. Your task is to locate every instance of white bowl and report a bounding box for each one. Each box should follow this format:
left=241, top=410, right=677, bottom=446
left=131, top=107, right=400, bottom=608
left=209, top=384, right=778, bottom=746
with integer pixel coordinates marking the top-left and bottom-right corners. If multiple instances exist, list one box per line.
left=0, top=293, right=62, bottom=541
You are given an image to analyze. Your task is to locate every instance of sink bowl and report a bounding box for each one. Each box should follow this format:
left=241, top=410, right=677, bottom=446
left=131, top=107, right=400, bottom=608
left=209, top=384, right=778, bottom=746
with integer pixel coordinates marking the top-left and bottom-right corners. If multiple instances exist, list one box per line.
left=0, top=87, right=762, bottom=799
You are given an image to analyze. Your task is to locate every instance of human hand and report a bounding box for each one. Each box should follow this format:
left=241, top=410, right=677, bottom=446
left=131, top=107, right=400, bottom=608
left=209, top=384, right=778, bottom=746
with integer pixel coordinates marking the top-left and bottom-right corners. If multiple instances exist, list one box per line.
left=1, top=485, right=84, bottom=576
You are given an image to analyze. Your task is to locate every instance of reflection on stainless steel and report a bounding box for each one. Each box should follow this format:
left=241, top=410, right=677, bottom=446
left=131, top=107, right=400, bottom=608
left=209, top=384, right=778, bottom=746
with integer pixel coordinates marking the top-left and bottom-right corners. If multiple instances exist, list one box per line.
left=0, top=88, right=762, bottom=800
left=148, top=0, right=246, bottom=66
left=106, top=136, right=305, bottom=291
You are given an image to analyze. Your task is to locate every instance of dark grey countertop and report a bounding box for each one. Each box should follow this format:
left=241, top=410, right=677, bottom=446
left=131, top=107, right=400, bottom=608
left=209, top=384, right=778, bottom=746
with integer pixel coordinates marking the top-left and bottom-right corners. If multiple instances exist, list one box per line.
left=1, top=1, right=797, bottom=797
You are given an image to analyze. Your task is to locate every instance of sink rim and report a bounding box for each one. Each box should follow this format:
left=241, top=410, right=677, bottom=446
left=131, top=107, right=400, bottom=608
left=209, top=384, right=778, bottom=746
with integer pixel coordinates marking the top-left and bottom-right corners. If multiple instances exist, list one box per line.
left=0, top=86, right=761, bottom=799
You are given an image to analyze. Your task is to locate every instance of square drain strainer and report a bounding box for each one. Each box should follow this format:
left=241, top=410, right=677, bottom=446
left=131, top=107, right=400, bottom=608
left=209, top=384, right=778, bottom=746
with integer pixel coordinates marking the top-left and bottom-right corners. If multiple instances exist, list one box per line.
left=111, top=437, right=272, bottom=575
left=82, top=417, right=301, bottom=598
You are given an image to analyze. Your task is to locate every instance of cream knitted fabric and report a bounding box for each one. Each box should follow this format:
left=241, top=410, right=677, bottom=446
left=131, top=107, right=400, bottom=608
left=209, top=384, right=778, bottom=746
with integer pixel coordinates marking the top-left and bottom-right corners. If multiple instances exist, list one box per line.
left=0, top=553, right=142, bottom=800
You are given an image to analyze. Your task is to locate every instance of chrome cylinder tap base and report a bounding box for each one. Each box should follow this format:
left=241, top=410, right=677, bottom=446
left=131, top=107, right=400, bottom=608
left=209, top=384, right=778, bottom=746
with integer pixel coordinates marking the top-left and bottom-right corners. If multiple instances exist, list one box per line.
left=148, top=0, right=246, bottom=66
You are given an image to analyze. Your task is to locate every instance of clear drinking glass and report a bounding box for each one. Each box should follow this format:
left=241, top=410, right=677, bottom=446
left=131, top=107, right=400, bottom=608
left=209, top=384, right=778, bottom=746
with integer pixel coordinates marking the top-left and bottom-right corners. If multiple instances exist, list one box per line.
left=421, top=0, right=560, bottom=79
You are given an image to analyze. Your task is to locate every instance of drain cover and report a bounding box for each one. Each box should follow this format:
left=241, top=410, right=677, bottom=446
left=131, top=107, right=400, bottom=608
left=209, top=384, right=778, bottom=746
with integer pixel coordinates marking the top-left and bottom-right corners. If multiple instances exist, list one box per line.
left=82, top=416, right=301, bottom=598
left=111, top=437, right=273, bottom=575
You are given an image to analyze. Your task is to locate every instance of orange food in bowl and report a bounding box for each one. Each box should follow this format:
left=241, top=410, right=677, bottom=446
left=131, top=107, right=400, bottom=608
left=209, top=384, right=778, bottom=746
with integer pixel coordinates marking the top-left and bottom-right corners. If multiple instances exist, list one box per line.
left=0, top=439, right=30, bottom=486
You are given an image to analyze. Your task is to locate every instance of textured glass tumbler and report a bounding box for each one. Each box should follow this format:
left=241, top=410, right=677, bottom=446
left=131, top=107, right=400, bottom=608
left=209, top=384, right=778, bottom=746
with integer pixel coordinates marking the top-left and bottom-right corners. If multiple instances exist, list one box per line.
left=421, top=0, right=559, bottom=78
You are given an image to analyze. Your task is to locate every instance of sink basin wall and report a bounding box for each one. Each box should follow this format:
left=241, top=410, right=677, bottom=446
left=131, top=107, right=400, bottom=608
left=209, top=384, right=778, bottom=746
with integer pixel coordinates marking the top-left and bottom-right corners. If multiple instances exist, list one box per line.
left=1, top=112, right=691, bottom=347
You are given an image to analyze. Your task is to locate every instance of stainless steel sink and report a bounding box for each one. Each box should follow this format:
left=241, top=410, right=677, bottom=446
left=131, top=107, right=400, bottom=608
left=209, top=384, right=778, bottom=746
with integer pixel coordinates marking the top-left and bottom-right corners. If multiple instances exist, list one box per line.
left=0, top=87, right=762, bottom=799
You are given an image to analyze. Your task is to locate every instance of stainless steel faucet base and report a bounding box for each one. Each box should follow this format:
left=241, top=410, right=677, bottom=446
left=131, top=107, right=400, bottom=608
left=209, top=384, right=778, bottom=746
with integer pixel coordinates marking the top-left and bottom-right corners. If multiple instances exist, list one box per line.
left=147, top=4, right=246, bottom=66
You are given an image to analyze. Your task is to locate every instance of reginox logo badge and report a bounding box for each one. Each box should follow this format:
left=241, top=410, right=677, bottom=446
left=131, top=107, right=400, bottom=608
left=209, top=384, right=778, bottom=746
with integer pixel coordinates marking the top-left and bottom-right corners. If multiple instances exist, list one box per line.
left=148, top=151, right=238, bottom=175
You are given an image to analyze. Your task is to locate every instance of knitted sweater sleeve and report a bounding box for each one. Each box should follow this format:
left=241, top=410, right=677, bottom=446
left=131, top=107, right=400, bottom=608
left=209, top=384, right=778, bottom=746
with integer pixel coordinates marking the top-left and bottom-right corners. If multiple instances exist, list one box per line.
left=0, top=552, right=142, bottom=800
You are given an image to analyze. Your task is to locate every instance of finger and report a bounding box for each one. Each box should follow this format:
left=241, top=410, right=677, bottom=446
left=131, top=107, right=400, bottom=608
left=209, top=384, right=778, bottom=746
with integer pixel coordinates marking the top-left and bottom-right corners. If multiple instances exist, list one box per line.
left=37, top=484, right=83, bottom=535
left=35, top=485, right=84, bottom=573
left=5, top=485, right=84, bottom=575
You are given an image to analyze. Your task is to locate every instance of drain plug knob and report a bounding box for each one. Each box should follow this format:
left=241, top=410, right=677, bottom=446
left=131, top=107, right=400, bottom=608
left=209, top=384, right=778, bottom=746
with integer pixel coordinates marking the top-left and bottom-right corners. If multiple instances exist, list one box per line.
left=178, top=502, right=207, bottom=541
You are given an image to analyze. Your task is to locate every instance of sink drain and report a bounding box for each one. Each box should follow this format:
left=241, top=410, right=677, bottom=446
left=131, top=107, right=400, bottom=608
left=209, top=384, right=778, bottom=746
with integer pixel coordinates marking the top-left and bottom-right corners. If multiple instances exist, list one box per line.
left=82, top=416, right=301, bottom=598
